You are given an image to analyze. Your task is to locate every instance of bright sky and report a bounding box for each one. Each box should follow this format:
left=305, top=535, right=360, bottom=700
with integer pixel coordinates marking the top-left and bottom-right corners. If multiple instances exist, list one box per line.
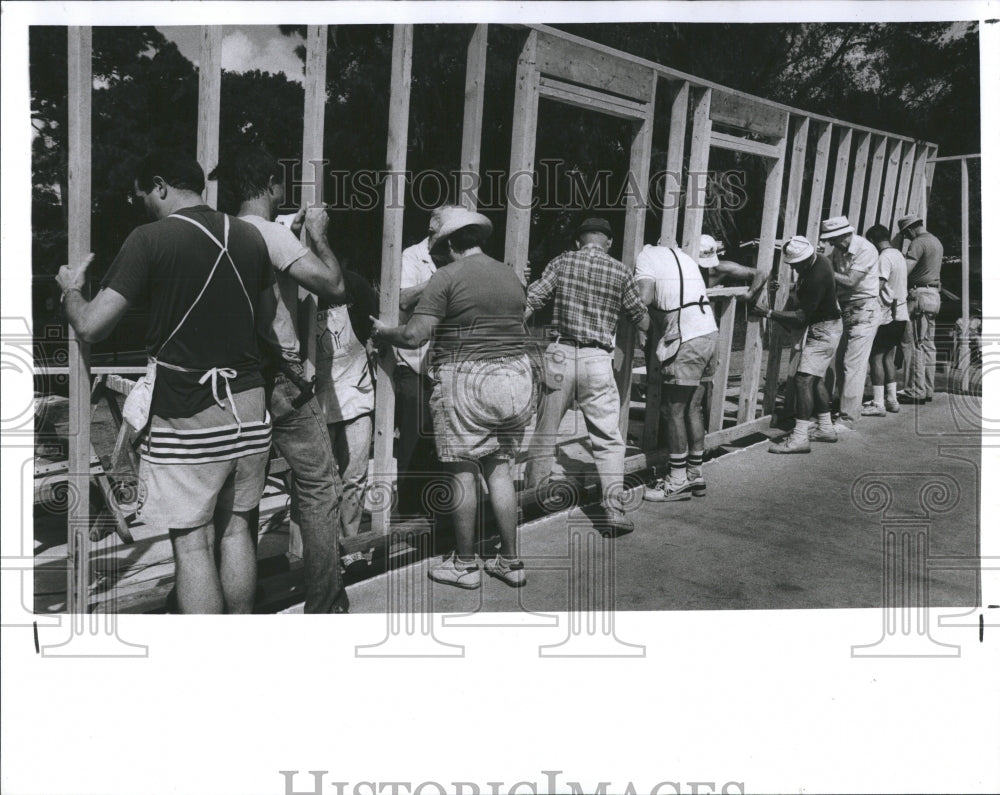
left=158, top=25, right=305, bottom=83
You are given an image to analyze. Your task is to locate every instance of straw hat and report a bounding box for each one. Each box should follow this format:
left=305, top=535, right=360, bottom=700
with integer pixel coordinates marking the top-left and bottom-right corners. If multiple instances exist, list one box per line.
left=428, top=207, right=492, bottom=252
left=897, top=213, right=922, bottom=232
left=782, top=235, right=815, bottom=264
left=819, top=215, right=855, bottom=240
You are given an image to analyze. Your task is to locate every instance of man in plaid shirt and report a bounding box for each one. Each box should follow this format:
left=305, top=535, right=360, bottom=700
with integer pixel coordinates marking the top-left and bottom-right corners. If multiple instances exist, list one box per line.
left=524, top=217, right=649, bottom=535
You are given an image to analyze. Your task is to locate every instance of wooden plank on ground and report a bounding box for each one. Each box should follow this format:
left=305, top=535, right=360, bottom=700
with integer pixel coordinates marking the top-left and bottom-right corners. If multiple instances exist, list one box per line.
left=459, top=24, right=488, bottom=210
left=67, top=26, right=93, bottom=616
left=681, top=87, right=712, bottom=257
left=196, top=26, right=222, bottom=209
left=879, top=137, right=903, bottom=229
left=891, top=140, right=916, bottom=229
left=846, top=131, right=871, bottom=227
left=828, top=127, right=853, bottom=217
left=805, top=121, right=832, bottom=242
left=737, top=115, right=787, bottom=424
left=616, top=81, right=656, bottom=441
left=504, top=31, right=540, bottom=282
left=710, top=91, right=787, bottom=139
left=709, top=296, right=737, bottom=431
left=371, top=24, right=413, bottom=535
left=534, top=29, right=656, bottom=102
left=863, top=135, right=887, bottom=234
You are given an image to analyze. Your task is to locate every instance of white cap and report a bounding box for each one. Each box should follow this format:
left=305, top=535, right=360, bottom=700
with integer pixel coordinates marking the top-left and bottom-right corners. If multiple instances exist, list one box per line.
left=698, top=234, right=720, bottom=268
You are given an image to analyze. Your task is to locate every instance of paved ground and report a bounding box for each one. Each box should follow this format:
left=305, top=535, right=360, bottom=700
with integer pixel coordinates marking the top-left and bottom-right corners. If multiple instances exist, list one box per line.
left=332, top=394, right=981, bottom=613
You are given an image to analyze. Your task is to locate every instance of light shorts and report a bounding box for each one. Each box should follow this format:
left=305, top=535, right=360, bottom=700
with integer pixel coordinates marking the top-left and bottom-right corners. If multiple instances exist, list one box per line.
left=137, top=387, right=271, bottom=530
left=429, top=353, right=535, bottom=463
left=663, top=332, right=719, bottom=386
left=798, top=318, right=844, bottom=378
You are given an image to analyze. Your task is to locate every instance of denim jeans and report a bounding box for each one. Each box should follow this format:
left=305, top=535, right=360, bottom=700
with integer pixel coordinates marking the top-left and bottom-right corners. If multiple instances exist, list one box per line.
left=524, top=342, right=625, bottom=508
left=270, top=373, right=347, bottom=613
left=328, top=413, right=372, bottom=538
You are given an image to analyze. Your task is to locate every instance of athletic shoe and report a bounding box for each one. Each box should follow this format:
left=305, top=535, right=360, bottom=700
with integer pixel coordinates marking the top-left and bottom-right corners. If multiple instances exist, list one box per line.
left=885, top=398, right=900, bottom=413
left=833, top=420, right=855, bottom=432
left=808, top=426, right=838, bottom=443
left=686, top=474, right=707, bottom=497
left=768, top=436, right=811, bottom=454
left=644, top=478, right=692, bottom=502
left=428, top=554, right=481, bottom=589
left=484, top=555, right=526, bottom=588
left=861, top=402, right=887, bottom=417
left=599, top=506, right=635, bottom=537
left=897, top=391, right=927, bottom=405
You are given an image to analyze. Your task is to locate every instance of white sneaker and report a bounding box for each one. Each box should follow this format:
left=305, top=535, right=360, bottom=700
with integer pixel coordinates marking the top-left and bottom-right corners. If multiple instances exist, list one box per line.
left=428, top=554, right=481, bottom=589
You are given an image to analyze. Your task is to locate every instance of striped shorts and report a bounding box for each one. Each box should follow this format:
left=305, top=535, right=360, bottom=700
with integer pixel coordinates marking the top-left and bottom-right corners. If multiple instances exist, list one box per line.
left=137, top=387, right=271, bottom=530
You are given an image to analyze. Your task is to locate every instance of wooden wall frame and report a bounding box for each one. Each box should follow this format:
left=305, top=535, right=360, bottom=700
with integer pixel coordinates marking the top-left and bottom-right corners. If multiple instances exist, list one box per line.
left=59, top=22, right=945, bottom=611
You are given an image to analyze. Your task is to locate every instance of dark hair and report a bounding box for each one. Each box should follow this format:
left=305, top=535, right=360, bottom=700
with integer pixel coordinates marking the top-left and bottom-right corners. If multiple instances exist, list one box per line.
left=447, top=225, right=488, bottom=253
left=865, top=224, right=892, bottom=245
left=133, top=149, right=205, bottom=194
left=207, top=145, right=280, bottom=206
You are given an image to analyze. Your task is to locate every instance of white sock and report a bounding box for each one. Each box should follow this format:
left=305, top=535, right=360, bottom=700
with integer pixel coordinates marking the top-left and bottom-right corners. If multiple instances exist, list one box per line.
left=873, top=385, right=885, bottom=406
left=887, top=383, right=898, bottom=400
left=791, top=419, right=810, bottom=442
left=818, top=412, right=834, bottom=430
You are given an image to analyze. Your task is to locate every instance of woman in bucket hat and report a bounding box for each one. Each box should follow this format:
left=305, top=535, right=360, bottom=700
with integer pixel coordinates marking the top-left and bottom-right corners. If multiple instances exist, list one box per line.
left=371, top=207, right=534, bottom=589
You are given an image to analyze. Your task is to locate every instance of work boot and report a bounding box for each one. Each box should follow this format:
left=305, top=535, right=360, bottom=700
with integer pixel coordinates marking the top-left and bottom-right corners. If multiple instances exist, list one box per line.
left=769, top=435, right=811, bottom=454
left=885, top=398, right=900, bottom=413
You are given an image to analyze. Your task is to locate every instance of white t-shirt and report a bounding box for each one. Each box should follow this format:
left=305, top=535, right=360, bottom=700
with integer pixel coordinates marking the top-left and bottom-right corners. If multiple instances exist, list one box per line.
left=315, top=304, right=374, bottom=423
left=239, top=213, right=310, bottom=363
left=877, top=246, right=910, bottom=324
left=634, top=244, right=718, bottom=342
left=396, top=238, right=438, bottom=375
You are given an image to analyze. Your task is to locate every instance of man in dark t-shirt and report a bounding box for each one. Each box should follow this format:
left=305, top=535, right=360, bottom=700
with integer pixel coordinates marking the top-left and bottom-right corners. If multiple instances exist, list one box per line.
left=56, top=149, right=274, bottom=614
left=753, top=236, right=842, bottom=454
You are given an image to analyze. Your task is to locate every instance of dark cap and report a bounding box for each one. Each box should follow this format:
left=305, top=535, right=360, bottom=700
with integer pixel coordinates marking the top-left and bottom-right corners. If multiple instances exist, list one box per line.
left=576, top=217, right=613, bottom=238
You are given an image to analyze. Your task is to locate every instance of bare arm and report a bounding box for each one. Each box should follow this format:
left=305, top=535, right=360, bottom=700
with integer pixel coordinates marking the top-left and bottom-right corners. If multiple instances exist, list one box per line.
left=833, top=269, right=864, bottom=290
left=56, top=254, right=130, bottom=343
left=371, top=313, right=440, bottom=349
left=399, top=282, right=428, bottom=312
left=288, top=208, right=346, bottom=303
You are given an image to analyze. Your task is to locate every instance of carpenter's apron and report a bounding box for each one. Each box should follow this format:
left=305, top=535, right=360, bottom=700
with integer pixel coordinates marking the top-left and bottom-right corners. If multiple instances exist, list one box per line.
left=138, top=213, right=257, bottom=439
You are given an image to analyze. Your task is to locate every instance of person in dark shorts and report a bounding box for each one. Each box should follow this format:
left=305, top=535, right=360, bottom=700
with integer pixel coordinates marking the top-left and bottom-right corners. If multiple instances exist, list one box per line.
left=371, top=207, right=534, bottom=589
left=56, top=150, right=274, bottom=613
left=753, top=236, right=842, bottom=454
left=862, top=224, right=909, bottom=417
